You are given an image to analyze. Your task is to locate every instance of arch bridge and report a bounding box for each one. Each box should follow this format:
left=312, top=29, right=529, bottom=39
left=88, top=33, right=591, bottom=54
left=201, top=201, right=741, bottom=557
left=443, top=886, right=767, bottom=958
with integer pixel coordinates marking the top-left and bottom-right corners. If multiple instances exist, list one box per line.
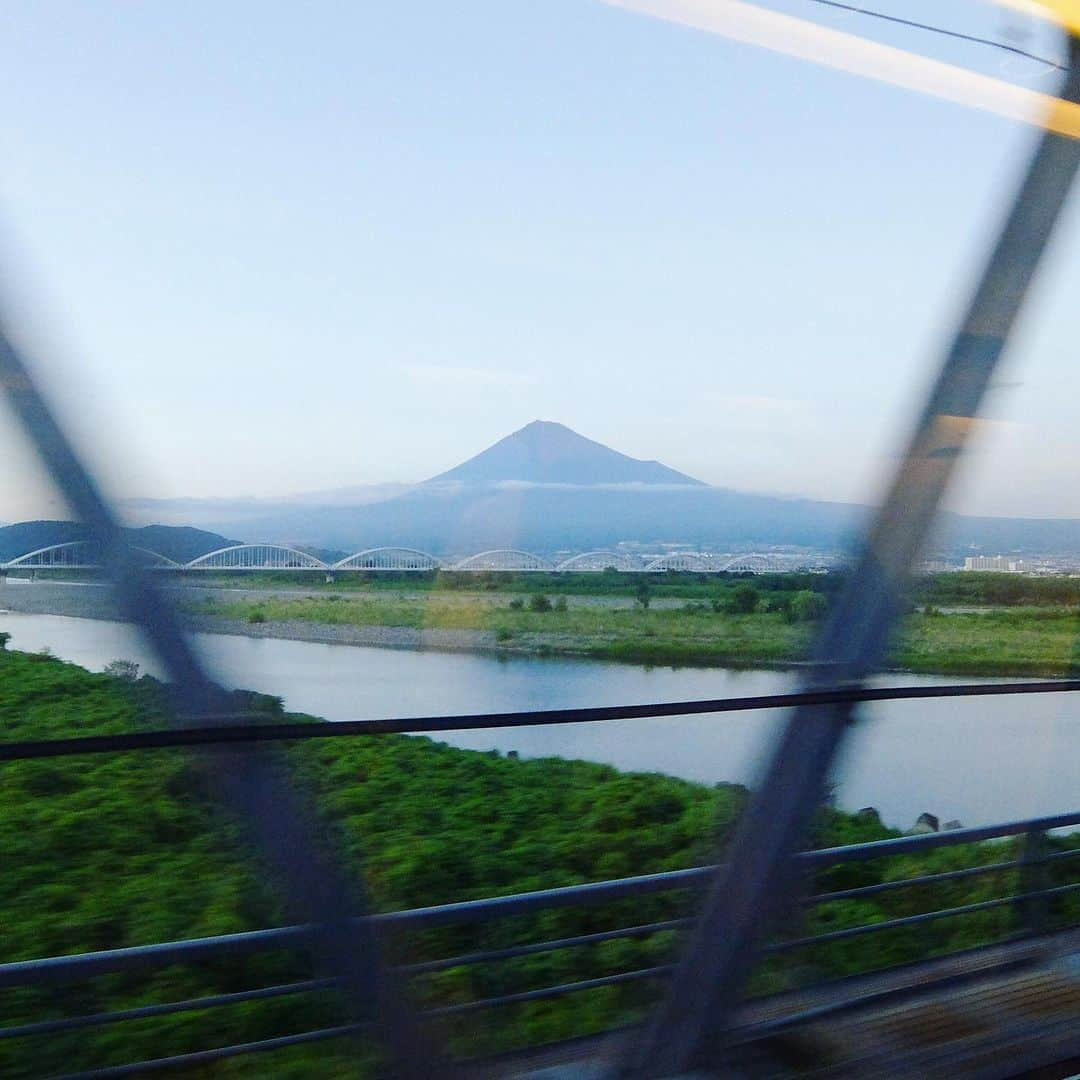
left=643, top=552, right=714, bottom=572
left=719, top=553, right=789, bottom=574
left=451, top=549, right=552, bottom=571
left=184, top=544, right=328, bottom=571
left=332, top=547, right=442, bottom=572
left=555, top=550, right=642, bottom=572
left=2, top=541, right=179, bottom=570
left=0, top=543, right=819, bottom=575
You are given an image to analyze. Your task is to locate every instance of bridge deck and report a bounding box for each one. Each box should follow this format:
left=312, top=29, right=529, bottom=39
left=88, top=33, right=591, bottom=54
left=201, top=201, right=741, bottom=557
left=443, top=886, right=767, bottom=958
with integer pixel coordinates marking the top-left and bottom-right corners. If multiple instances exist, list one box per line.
left=499, top=929, right=1080, bottom=1078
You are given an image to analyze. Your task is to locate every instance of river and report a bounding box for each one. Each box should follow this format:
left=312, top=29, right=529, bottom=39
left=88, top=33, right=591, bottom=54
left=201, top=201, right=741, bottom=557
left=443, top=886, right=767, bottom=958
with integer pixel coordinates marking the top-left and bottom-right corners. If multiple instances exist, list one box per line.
left=2, top=610, right=1077, bottom=830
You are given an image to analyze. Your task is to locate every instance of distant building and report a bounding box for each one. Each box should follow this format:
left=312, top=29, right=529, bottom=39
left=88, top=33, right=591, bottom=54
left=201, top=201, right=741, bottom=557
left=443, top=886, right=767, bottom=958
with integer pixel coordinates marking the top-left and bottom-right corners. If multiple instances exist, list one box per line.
left=963, top=555, right=1022, bottom=572
left=908, top=812, right=940, bottom=835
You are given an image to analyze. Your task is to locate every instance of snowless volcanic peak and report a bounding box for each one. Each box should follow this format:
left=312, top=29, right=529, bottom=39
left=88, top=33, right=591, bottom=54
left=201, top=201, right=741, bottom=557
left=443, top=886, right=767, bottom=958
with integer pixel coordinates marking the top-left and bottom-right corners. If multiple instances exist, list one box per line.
left=426, top=420, right=704, bottom=487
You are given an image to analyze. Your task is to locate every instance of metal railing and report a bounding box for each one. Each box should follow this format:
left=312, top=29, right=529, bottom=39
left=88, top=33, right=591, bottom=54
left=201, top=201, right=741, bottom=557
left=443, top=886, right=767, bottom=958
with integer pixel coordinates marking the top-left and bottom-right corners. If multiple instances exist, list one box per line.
left=6, top=677, right=1080, bottom=761
left=2, top=780, right=1078, bottom=1076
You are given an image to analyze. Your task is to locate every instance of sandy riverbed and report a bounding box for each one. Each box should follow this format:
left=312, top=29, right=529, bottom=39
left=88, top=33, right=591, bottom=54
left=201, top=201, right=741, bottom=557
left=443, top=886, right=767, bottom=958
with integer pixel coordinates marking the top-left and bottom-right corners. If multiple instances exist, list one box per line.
left=0, top=580, right=518, bottom=655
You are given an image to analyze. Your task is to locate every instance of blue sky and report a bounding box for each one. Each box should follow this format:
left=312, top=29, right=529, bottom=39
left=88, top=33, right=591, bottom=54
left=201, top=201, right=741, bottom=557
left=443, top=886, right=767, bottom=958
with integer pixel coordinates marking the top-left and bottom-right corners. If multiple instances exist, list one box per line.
left=2, top=0, right=1080, bottom=520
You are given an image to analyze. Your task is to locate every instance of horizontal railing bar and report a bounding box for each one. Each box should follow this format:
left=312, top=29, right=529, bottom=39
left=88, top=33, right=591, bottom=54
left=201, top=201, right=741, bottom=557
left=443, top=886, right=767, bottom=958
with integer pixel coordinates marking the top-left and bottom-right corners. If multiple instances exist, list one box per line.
left=427, top=964, right=673, bottom=1017
left=769, top=882, right=1080, bottom=952
left=807, top=845, right=1080, bottom=905
left=0, top=869, right=703, bottom=988
left=34, top=920, right=1080, bottom=1073
left=767, top=896, right=1020, bottom=952
left=7, top=679, right=1080, bottom=760
left=402, top=919, right=691, bottom=975
left=53, top=1022, right=363, bottom=1079
left=0, top=979, right=332, bottom=1040
left=5, top=813, right=1077, bottom=988
left=0, top=926, right=310, bottom=989
left=797, top=811, right=1080, bottom=865
left=51, top=972, right=671, bottom=1075
left=1044, top=846, right=1080, bottom=863
left=48, top=930, right=1072, bottom=1077
left=805, top=859, right=1024, bottom=905
left=373, top=866, right=710, bottom=930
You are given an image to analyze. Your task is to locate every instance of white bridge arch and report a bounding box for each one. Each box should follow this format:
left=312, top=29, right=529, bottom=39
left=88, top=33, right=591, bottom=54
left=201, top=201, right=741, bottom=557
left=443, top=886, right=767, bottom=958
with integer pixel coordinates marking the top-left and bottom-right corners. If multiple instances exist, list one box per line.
left=2, top=541, right=178, bottom=570
left=452, top=549, right=552, bottom=572
left=643, top=553, right=714, bottom=572
left=332, top=547, right=442, bottom=571
left=555, top=551, right=642, bottom=572
left=719, top=554, right=788, bottom=574
left=0, top=540, right=826, bottom=575
left=185, top=544, right=328, bottom=570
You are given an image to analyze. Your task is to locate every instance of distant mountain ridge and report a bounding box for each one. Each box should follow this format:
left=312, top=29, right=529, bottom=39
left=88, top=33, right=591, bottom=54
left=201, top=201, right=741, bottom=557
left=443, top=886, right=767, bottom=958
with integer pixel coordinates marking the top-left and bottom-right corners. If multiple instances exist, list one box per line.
left=0, top=522, right=238, bottom=564
left=426, top=420, right=704, bottom=487
left=100, top=422, right=1080, bottom=558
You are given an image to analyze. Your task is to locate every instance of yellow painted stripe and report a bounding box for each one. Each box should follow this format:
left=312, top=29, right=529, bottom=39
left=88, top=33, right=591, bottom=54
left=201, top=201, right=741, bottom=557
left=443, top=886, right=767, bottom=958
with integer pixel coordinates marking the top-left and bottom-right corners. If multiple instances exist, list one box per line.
left=603, top=0, right=1080, bottom=138
left=997, top=0, right=1080, bottom=36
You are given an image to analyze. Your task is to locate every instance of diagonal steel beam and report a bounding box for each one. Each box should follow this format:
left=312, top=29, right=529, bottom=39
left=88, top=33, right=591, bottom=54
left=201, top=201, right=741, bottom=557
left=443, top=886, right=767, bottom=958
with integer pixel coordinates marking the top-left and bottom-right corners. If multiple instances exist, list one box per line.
left=0, top=325, right=456, bottom=1077
left=618, top=35, right=1080, bottom=1078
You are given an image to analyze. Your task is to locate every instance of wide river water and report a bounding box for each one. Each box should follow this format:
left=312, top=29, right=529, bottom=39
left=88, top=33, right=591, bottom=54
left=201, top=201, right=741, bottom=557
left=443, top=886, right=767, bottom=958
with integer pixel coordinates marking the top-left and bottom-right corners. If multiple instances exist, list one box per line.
left=2, top=610, right=1077, bottom=830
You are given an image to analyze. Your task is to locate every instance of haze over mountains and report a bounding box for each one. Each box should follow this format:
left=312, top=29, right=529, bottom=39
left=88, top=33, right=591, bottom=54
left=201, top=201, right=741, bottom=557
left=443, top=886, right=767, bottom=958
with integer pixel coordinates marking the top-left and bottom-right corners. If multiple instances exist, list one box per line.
left=101, top=420, right=1080, bottom=558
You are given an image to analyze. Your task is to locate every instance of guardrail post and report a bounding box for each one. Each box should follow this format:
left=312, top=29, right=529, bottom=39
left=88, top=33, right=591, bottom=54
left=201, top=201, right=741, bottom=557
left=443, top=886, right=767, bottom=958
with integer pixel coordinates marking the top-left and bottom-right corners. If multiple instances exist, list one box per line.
left=1018, top=828, right=1050, bottom=935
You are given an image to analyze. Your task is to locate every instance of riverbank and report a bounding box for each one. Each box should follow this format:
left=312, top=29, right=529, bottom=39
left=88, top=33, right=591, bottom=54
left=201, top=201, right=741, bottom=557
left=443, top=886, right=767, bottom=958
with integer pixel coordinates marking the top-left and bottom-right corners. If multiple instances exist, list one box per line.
left=0, top=581, right=566, bottom=660
left=5, top=579, right=1080, bottom=676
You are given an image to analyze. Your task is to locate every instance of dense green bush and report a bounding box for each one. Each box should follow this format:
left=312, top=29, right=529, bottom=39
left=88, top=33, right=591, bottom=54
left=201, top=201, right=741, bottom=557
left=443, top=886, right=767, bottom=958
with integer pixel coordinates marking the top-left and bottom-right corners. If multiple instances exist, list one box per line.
left=728, top=584, right=760, bottom=614
left=0, top=651, right=738, bottom=1071
left=758, top=595, right=792, bottom=618
left=1, top=649, right=1077, bottom=1073
left=788, top=590, right=828, bottom=622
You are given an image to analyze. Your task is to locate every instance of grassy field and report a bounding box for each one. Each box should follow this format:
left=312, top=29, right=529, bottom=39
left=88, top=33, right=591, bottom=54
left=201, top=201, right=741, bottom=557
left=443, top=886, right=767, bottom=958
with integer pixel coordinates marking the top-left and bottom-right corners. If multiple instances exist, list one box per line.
left=183, top=587, right=1080, bottom=676
left=175, top=568, right=838, bottom=600
left=901, top=608, right=1080, bottom=676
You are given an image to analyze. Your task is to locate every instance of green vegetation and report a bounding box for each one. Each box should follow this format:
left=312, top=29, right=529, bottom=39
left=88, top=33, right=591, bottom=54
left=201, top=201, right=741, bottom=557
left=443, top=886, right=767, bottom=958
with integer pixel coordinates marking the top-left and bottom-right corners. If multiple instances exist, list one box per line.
left=727, top=583, right=760, bottom=615
left=635, top=580, right=652, bottom=609
left=186, top=588, right=820, bottom=668
left=899, top=607, right=1080, bottom=676
left=913, top=571, right=1080, bottom=607
left=180, top=567, right=840, bottom=601
left=184, top=580, right=1080, bottom=676
left=0, top=649, right=737, bottom=1075
left=179, top=566, right=1080, bottom=608
left=2, top=650, right=1078, bottom=1074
